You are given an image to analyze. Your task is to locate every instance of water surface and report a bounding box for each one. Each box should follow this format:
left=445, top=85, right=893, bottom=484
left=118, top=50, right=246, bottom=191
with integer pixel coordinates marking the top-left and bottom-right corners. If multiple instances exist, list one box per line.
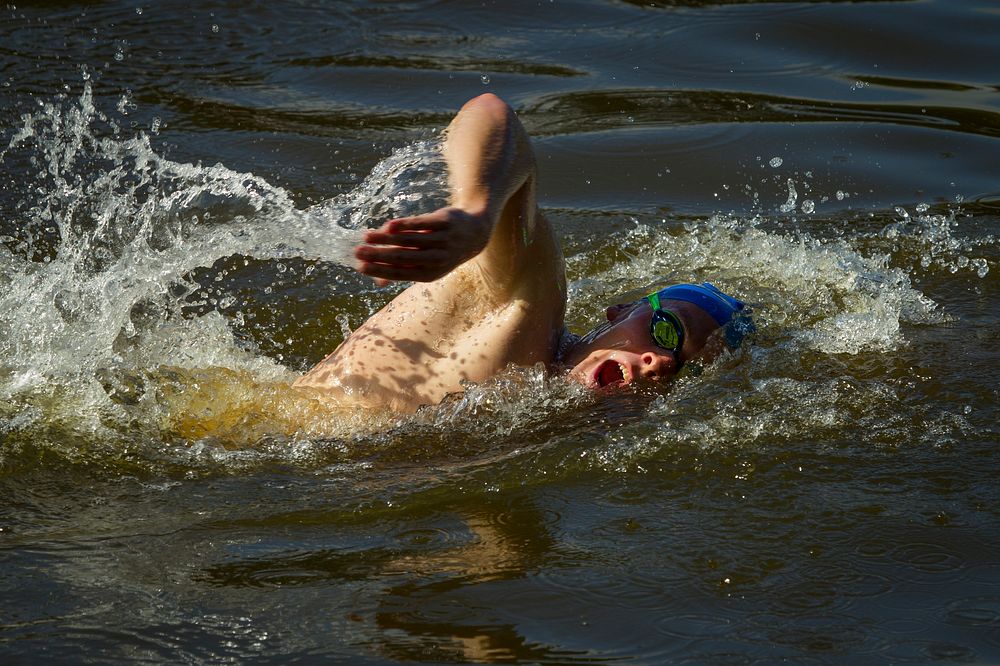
left=2, top=0, right=999, bottom=663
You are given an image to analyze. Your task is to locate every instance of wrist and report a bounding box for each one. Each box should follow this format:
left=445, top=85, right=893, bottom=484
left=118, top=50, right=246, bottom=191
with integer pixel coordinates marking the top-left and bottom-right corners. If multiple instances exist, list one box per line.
left=450, top=194, right=495, bottom=220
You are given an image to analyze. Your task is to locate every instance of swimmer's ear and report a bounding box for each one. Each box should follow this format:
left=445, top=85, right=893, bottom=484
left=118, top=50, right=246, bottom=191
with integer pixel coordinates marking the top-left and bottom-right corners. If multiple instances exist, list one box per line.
left=605, top=302, right=635, bottom=322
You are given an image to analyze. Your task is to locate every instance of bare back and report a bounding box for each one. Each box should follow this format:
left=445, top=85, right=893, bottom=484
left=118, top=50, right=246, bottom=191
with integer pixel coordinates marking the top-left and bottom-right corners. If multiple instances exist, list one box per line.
left=295, top=226, right=563, bottom=411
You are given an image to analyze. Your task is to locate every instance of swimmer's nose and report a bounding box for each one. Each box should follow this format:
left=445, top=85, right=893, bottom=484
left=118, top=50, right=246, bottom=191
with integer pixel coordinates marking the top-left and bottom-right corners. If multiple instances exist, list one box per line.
left=640, top=352, right=669, bottom=378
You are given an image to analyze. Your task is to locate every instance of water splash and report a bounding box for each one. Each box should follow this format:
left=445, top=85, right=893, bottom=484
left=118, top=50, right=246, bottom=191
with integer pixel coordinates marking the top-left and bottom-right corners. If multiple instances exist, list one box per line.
left=778, top=178, right=798, bottom=214
left=876, top=205, right=993, bottom=279
left=1, top=83, right=984, bottom=479
left=564, top=214, right=942, bottom=357
left=0, top=82, right=447, bottom=451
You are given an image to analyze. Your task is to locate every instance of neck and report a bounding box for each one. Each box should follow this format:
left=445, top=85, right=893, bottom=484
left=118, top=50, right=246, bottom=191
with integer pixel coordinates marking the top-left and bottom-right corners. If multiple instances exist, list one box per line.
left=554, top=328, right=581, bottom=366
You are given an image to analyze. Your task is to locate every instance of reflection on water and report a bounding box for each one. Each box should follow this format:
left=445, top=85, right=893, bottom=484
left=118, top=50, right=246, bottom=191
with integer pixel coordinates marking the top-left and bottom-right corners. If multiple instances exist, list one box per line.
left=2, top=0, right=1000, bottom=662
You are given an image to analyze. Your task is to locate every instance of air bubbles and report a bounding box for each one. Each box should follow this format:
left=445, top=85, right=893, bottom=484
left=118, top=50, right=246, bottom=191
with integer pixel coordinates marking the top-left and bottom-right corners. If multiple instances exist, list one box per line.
left=768, top=156, right=783, bottom=168
left=801, top=199, right=815, bottom=214
left=916, top=202, right=930, bottom=213
left=211, top=23, right=220, bottom=33
left=480, top=73, right=490, bottom=85
left=836, top=190, right=848, bottom=201
left=150, top=116, right=161, bottom=134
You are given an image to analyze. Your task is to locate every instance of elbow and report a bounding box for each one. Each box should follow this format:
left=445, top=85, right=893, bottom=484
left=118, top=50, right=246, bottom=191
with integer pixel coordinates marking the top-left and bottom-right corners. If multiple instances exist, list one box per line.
left=461, top=92, right=513, bottom=120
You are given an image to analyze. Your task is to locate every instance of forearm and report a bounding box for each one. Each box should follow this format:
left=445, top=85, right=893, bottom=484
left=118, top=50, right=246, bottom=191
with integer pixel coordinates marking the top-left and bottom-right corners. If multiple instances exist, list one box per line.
left=354, top=94, right=544, bottom=286
left=443, top=93, right=536, bottom=228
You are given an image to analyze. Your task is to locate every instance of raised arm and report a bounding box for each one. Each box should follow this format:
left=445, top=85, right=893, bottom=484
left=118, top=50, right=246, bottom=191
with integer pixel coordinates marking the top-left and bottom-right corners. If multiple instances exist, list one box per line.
left=354, top=94, right=549, bottom=290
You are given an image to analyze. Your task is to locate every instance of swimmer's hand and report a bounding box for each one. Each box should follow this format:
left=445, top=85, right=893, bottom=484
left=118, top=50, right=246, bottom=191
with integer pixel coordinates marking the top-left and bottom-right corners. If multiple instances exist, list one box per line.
left=355, top=206, right=491, bottom=286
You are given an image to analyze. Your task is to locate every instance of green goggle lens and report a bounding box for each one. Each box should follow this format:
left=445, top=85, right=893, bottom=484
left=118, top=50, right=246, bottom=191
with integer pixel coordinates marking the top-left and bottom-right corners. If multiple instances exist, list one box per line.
left=651, top=317, right=680, bottom=349
left=645, top=292, right=685, bottom=353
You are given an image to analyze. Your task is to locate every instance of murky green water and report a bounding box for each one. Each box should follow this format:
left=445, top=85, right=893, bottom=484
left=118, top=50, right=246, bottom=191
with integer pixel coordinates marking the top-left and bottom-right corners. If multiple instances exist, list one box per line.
left=2, top=0, right=999, bottom=662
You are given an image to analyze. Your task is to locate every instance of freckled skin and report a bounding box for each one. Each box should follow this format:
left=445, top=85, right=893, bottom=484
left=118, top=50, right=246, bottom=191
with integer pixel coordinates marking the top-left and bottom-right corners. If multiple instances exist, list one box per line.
left=294, top=94, right=733, bottom=412
left=295, top=94, right=566, bottom=413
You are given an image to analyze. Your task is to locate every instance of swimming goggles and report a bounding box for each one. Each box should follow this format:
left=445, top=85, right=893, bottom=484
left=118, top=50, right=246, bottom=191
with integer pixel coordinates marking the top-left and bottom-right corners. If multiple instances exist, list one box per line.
left=645, top=291, right=685, bottom=358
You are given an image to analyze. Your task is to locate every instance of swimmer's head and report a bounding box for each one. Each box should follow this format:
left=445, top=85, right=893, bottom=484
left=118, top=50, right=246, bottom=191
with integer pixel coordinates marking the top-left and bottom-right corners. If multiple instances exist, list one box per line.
left=562, top=282, right=754, bottom=389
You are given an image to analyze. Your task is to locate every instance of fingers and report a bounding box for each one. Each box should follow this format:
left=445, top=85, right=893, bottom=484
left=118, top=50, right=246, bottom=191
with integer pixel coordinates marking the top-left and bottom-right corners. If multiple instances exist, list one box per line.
left=355, top=245, right=449, bottom=266
left=363, top=229, right=447, bottom=249
left=353, top=208, right=480, bottom=284
left=386, top=216, right=451, bottom=233
left=366, top=214, right=450, bottom=237
left=356, top=259, right=446, bottom=283
left=354, top=243, right=454, bottom=283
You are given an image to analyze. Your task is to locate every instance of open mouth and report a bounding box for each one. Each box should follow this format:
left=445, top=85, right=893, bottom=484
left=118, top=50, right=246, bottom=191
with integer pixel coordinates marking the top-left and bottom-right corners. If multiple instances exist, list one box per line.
left=595, top=359, right=627, bottom=388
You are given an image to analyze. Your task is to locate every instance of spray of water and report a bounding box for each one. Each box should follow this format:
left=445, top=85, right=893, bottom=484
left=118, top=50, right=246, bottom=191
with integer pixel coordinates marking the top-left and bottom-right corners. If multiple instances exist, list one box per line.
left=1, top=82, right=990, bottom=476
left=0, top=81, right=446, bottom=454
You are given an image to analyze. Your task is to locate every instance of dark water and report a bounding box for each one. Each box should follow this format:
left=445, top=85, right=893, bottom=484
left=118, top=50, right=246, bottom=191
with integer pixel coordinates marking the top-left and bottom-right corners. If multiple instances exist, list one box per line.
left=2, top=0, right=999, bottom=663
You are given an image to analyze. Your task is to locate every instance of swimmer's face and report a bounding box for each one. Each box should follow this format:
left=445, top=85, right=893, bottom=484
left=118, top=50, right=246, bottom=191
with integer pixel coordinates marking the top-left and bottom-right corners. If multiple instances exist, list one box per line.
left=563, top=301, right=680, bottom=389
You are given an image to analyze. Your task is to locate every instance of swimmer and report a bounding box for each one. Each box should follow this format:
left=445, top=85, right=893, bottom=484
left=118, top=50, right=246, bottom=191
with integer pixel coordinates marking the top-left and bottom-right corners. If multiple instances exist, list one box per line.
left=295, top=93, right=752, bottom=412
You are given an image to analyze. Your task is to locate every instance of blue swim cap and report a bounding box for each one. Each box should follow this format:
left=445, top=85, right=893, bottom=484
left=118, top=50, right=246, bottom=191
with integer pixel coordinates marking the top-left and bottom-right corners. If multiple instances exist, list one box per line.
left=651, top=282, right=755, bottom=349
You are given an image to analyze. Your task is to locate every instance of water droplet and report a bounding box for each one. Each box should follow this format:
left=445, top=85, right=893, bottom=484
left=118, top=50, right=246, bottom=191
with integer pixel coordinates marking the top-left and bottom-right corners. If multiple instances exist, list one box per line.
left=114, top=49, right=124, bottom=61
left=778, top=178, right=797, bottom=213
left=768, top=156, right=783, bottom=168
left=916, top=202, right=929, bottom=213
left=135, top=7, right=142, bottom=14
left=211, top=23, right=219, bottom=33
left=480, top=73, right=490, bottom=85
left=835, top=190, right=847, bottom=201
left=801, top=199, right=815, bottom=214
left=335, top=313, right=352, bottom=338
left=754, top=32, right=760, bottom=40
